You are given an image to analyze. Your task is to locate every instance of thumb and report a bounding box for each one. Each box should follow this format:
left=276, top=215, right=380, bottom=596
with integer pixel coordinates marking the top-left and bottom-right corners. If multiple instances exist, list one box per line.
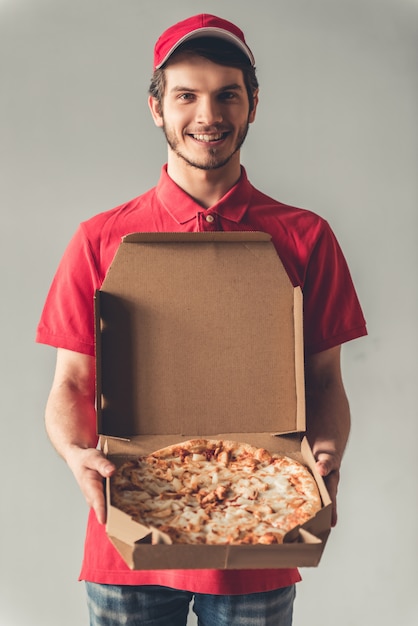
left=314, top=453, right=340, bottom=528
left=315, top=453, right=334, bottom=477
left=79, top=448, right=115, bottom=477
left=93, top=454, right=116, bottom=478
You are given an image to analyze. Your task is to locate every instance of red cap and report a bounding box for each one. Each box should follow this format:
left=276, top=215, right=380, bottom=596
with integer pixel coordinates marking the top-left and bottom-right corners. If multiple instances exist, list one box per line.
left=153, top=14, right=255, bottom=70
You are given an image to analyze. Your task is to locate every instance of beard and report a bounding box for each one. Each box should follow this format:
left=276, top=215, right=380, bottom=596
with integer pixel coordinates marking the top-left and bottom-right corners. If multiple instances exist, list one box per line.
left=161, top=121, right=250, bottom=171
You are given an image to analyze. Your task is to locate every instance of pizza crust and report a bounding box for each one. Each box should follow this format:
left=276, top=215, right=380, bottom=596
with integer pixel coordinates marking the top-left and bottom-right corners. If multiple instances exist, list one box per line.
left=110, top=439, right=322, bottom=545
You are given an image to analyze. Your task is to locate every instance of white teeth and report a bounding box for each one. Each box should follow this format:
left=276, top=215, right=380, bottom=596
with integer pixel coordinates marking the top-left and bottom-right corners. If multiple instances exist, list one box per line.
left=193, top=133, right=223, bottom=142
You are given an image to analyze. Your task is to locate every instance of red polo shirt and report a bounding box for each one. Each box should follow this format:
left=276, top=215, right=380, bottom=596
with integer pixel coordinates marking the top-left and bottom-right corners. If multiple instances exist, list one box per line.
left=36, top=166, right=366, bottom=593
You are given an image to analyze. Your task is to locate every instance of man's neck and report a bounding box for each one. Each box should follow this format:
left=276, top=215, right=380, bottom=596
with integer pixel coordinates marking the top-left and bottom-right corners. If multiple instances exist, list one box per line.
left=166, top=156, right=242, bottom=209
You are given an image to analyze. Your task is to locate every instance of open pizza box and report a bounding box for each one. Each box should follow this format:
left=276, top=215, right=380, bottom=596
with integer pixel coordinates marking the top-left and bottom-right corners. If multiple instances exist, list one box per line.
left=95, top=231, right=332, bottom=569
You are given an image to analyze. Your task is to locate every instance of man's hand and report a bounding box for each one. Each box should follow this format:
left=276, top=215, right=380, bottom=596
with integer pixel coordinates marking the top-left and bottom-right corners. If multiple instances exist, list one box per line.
left=315, top=452, right=340, bottom=527
left=66, top=446, right=116, bottom=525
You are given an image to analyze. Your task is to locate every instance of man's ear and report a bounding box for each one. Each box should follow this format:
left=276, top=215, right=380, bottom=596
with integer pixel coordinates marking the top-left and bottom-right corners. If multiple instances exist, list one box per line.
left=148, top=95, right=164, bottom=127
left=248, top=89, right=259, bottom=124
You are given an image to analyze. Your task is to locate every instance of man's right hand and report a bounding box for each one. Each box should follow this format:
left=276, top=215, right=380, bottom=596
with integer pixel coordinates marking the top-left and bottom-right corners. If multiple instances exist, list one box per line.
left=66, top=446, right=116, bottom=524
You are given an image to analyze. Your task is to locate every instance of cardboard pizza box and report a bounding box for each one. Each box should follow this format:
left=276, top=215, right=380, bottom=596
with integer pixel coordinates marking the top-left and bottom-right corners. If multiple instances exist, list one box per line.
left=95, top=231, right=332, bottom=569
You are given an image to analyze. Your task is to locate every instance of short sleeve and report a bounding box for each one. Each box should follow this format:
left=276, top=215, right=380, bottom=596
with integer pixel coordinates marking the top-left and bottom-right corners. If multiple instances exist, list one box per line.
left=302, top=221, right=367, bottom=354
left=36, top=224, right=101, bottom=355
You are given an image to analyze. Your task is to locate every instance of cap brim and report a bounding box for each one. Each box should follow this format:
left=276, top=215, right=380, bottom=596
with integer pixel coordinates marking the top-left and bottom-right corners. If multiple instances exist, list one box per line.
left=155, top=26, right=255, bottom=69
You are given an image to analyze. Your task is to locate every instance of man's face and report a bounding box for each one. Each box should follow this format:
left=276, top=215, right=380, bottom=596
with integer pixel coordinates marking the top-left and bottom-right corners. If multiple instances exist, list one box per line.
left=149, top=53, right=258, bottom=172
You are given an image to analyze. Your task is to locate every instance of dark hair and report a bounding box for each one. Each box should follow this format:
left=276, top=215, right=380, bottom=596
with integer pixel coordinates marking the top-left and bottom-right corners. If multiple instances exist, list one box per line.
left=149, top=37, right=259, bottom=112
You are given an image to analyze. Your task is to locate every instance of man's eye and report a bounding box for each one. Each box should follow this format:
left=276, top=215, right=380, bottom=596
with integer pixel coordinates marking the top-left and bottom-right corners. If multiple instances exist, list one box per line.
left=179, top=93, right=195, bottom=101
left=219, top=92, right=237, bottom=101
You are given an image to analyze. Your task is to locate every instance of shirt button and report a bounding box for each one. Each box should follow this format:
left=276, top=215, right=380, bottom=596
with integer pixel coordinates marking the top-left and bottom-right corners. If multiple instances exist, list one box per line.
left=205, top=214, right=215, bottom=223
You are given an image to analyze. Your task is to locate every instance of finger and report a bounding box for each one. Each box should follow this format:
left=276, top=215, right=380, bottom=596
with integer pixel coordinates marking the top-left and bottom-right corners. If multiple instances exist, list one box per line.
left=317, top=466, right=339, bottom=527
left=82, top=469, right=108, bottom=525
left=80, top=449, right=115, bottom=478
left=313, top=454, right=340, bottom=527
left=331, top=503, right=338, bottom=527
left=316, top=458, right=332, bottom=477
left=88, top=457, right=115, bottom=523
left=91, top=489, right=107, bottom=525
left=323, top=472, right=339, bottom=527
left=95, top=457, right=116, bottom=478
left=314, top=452, right=338, bottom=477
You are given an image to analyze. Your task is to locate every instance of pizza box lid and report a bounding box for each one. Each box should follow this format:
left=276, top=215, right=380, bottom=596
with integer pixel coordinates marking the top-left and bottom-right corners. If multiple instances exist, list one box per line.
left=95, top=231, right=305, bottom=441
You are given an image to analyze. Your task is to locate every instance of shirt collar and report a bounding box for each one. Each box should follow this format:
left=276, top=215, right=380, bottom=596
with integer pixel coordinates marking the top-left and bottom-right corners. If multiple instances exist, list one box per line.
left=156, top=164, right=252, bottom=225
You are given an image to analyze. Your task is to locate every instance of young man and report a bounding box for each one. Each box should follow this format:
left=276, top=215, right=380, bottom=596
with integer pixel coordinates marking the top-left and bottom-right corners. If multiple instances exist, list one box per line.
left=37, top=14, right=367, bottom=626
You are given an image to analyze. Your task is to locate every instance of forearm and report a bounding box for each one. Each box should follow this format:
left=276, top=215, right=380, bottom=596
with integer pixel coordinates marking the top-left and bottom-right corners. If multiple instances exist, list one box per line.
left=304, top=345, right=350, bottom=526
left=44, top=349, right=114, bottom=524
left=305, top=376, right=351, bottom=469
left=45, top=349, right=98, bottom=461
left=45, top=380, right=98, bottom=461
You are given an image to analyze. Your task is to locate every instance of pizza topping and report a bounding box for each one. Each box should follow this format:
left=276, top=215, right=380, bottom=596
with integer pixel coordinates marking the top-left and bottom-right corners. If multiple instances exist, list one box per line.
left=110, top=439, right=321, bottom=545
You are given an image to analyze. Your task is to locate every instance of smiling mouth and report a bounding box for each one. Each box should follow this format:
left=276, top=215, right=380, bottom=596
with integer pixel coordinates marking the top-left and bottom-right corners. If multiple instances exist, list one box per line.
left=190, top=132, right=228, bottom=143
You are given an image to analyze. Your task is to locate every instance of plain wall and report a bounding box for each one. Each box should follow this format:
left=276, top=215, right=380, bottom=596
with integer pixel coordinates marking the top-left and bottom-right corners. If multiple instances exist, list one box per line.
left=1, top=0, right=417, bottom=624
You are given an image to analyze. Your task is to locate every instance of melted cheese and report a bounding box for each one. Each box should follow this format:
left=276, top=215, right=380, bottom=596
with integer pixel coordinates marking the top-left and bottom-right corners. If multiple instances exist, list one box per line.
left=111, top=441, right=321, bottom=545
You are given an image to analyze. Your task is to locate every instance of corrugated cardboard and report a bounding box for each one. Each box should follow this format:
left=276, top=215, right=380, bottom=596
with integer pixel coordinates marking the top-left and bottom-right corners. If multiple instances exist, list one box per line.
left=95, top=232, right=332, bottom=569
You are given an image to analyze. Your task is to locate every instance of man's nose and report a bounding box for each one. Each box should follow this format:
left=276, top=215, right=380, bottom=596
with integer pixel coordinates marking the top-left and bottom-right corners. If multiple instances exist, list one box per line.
left=195, top=97, right=223, bottom=125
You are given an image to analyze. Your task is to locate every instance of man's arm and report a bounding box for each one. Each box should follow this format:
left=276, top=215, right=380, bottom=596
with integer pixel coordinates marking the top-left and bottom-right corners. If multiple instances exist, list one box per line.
left=45, top=348, right=115, bottom=524
left=305, top=345, right=350, bottom=527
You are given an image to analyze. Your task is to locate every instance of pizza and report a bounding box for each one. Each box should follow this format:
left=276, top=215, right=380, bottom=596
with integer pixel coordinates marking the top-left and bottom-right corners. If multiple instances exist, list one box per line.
left=110, top=439, right=322, bottom=545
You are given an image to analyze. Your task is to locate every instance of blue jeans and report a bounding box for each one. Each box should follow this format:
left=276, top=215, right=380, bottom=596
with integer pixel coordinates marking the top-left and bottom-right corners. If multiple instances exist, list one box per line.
left=85, top=582, right=296, bottom=626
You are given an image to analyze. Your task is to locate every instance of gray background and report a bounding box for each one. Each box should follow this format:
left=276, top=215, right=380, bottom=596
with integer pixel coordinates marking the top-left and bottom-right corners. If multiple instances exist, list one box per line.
left=1, top=0, right=417, bottom=624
